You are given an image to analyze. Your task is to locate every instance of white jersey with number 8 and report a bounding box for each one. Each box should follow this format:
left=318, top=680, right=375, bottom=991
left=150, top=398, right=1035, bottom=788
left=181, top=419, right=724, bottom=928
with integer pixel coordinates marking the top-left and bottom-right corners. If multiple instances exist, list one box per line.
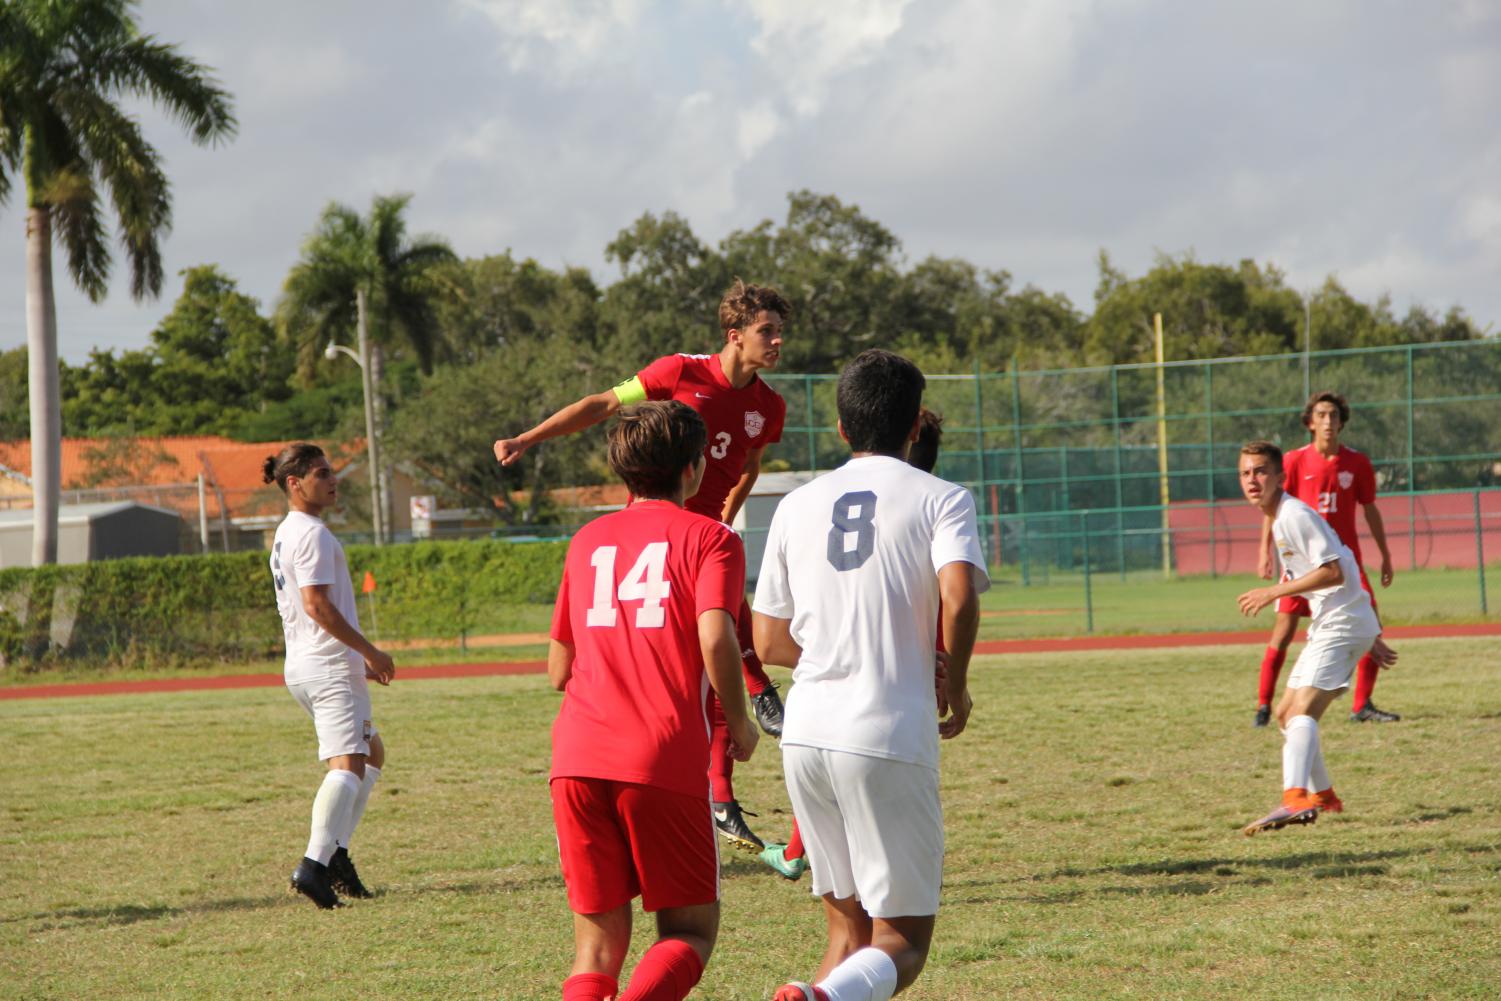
left=753, top=454, right=990, bottom=771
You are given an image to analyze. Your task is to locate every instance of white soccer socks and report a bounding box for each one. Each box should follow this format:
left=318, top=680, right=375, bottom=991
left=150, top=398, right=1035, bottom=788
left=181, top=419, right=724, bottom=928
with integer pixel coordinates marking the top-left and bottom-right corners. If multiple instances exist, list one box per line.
left=306, top=768, right=362, bottom=865
left=816, top=947, right=898, bottom=1001
left=1281, top=715, right=1320, bottom=794
left=336, top=765, right=380, bottom=850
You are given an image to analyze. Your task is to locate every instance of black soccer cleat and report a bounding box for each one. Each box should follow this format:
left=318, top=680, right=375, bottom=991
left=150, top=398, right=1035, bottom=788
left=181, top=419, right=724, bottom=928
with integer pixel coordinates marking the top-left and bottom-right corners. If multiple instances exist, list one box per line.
left=290, top=857, right=342, bottom=909
left=712, top=800, right=765, bottom=852
left=1351, top=701, right=1401, bottom=723
left=752, top=685, right=785, bottom=737
left=1253, top=704, right=1271, bottom=728
left=329, top=847, right=373, bottom=899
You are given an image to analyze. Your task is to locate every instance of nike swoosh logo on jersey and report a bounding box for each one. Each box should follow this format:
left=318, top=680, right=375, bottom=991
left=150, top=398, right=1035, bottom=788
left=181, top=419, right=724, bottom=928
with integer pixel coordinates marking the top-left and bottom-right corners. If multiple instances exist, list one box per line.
left=1304, top=474, right=1316, bottom=479
left=695, top=392, right=712, bottom=399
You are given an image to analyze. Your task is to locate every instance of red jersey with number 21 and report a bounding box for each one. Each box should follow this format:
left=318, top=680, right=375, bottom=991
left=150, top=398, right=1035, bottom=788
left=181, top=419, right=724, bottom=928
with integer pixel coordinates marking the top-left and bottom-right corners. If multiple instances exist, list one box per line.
left=550, top=500, right=746, bottom=799
left=1282, top=443, right=1376, bottom=564
left=636, top=354, right=786, bottom=521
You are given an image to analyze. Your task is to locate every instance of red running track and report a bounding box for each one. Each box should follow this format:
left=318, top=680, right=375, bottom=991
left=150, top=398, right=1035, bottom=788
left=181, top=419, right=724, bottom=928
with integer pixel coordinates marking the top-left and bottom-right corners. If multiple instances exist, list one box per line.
left=3, top=622, right=1497, bottom=702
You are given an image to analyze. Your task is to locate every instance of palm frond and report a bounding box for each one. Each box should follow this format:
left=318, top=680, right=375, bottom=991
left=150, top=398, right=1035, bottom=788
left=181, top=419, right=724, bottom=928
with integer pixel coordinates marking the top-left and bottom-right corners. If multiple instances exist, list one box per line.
left=79, top=35, right=236, bottom=145
left=48, top=165, right=111, bottom=301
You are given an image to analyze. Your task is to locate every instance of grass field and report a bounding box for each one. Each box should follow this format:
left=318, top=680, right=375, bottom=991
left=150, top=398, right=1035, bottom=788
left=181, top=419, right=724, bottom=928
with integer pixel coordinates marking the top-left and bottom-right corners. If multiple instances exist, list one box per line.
left=3, top=635, right=1498, bottom=999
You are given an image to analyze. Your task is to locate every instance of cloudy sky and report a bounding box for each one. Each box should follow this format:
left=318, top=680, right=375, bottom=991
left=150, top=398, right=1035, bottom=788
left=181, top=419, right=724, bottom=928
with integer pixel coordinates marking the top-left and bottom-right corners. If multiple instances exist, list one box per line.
left=4, top=0, right=1499, bottom=363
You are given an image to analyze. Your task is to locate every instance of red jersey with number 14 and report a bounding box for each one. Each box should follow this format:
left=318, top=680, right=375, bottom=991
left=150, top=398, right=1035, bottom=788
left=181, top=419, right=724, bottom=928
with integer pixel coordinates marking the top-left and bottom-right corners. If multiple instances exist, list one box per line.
left=1282, top=443, right=1376, bottom=564
left=636, top=354, right=785, bottom=521
left=550, top=500, right=746, bottom=799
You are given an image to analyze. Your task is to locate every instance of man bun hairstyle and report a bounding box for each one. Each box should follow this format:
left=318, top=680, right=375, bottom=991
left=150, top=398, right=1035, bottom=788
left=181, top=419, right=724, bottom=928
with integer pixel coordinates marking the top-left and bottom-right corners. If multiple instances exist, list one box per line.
left=719, top=278, right=791, bottom=335
left=1301, top=390, right=1350, bottom=429
left=908, top=407, right=945, bottom=474
left=263, top=442, right=326, bottom=493
left=608, top=401, right=708, bottom=500
left=1240, top=439, right=1283, bottom=471
left=837, top=349, right=926, bottom=456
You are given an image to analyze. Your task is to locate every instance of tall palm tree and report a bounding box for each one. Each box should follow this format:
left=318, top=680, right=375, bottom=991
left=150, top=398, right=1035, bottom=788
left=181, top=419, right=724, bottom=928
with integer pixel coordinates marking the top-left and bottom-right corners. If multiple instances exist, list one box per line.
left=0, top=0, right=236, bottom=565
left=279, top=193, right=458, bottom=542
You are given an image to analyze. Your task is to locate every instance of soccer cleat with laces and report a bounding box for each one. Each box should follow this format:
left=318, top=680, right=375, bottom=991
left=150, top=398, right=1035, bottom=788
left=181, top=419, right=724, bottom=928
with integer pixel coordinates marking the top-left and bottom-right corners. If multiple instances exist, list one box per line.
left=752, top=684, right=785, bottom=737
left=774, top=983, right=828, bottom=1001
left=1242, top=804, right=1319, bottom=837
left=290, top=857, right=342, bottom=909
left=712, top=800, right=765, bottom=851
left=1253, top=704, right=1271, bottom=728
left=759, top=843, right=808, bottom=880
left=329, top=847, right=373, bottom=899
left=1351, top=701, right=1401, bottom=722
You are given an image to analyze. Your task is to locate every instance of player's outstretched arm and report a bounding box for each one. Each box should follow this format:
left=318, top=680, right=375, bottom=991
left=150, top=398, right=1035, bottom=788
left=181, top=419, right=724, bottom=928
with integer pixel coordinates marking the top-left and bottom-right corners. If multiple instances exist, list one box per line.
left=493, top=389, right=622, bottom=466
left=300, top=584, right=395, bottom=685
left=937, top=562, right=982, bottom=739
left=701, top=609, right=757, bottom=761
left=548, top=639, right=575, bottom=691
left=1236, top=559, right=1343, bottom=618
left=1362, top=501, right=1395, bottom=587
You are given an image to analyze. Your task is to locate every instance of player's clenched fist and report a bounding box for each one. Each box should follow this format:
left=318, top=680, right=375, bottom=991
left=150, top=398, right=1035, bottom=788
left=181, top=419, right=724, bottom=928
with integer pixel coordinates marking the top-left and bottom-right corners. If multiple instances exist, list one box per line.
left=493, top=437, right=529, bottom=466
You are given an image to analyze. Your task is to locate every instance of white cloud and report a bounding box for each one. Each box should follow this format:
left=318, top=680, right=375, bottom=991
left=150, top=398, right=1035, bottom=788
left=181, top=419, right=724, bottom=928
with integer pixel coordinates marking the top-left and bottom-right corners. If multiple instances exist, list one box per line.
left=736, top=101, right=781, bottom=158
left=458, top=0, right=645, bottom=75
left=741, top=0, right=912, bottom=117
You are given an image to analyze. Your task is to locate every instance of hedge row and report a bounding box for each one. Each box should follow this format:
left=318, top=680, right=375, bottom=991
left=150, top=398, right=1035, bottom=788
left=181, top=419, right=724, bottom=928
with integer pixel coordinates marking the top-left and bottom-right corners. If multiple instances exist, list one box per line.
left=0, top=537, right=568, bottom=671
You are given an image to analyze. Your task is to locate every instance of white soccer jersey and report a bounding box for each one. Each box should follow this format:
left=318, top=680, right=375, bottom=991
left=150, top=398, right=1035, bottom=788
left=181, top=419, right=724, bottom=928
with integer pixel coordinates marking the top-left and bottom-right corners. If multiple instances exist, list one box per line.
left=1273, top=493, right=1379, bottom=639
left=753, top=454, right=990, bottom=771
left=271, top=510, right=363, bottom=681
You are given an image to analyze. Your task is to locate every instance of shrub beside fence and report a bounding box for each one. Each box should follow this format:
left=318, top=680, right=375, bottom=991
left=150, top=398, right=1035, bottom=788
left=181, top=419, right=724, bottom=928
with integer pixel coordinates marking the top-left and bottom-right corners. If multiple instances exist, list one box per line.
left=0, top=538, right=568, bottom=671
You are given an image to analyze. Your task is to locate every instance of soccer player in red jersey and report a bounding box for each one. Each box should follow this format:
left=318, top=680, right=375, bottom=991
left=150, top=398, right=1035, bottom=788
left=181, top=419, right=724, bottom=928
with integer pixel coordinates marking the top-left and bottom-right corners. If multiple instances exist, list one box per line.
left=495, top=280, right=790, bottom=851
left=548, top=401, right=759, bottom=1001
left=1253, top=391, right=1398, bottom=726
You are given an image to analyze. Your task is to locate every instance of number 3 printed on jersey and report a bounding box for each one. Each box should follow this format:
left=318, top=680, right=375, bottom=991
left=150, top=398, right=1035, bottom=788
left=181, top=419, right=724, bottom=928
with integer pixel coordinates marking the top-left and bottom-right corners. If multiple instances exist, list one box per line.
left=709, top=432, right=731, bottom=460
left=587, top=542, right=671, bottom=628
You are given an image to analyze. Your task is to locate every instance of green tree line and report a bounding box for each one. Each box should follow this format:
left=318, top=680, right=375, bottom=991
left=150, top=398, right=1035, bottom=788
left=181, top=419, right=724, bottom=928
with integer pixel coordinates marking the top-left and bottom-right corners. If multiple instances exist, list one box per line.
left=0, top=189, right=1488, bottom=518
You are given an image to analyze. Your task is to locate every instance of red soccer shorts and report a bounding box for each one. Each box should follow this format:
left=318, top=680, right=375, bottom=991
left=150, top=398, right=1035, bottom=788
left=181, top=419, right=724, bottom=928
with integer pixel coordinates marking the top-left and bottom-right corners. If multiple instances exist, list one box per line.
left=1276, top=566, right=1376, bottom=617
left=550, top=777, right=719, bottom=914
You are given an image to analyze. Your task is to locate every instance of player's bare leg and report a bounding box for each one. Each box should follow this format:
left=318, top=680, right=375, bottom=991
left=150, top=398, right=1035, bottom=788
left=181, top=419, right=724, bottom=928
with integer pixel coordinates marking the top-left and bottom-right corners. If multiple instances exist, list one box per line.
left=1255, top=611, right=1299, bottom=727
left=565, top=905, right=631, bottom=999
left=615, top=902, right=718, bottom=1001
left=782, top=894, right=934, bottom=999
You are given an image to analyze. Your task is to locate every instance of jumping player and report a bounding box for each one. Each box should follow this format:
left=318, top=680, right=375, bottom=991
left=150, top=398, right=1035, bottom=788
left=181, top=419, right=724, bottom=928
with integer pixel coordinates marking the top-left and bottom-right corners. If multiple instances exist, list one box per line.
left=758, top=406, right=947, bottom=883
left=755, top=352, right=986, bottom=1001
left=548, top=401, right=758, bottom=1001
left=1252, top=391, right=1398, bottom=726
left=1236, top=440, right=1397, bottom=836
left=265, top=443, right=395, bottom=909
left=495, top=280, right=789, bottom=852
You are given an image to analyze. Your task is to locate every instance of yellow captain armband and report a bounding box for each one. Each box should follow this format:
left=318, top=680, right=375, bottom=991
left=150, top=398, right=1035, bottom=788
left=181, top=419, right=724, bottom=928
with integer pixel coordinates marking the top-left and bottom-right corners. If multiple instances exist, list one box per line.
left=611, top=376, right=648, bottom=405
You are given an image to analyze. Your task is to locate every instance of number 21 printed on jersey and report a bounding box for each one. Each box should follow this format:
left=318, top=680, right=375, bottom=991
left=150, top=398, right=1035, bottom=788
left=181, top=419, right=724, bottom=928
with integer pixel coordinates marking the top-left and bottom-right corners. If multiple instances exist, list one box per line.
left=1318, top=491, right=1337, bottom=514
left=587, top=542, right=671, bottom=628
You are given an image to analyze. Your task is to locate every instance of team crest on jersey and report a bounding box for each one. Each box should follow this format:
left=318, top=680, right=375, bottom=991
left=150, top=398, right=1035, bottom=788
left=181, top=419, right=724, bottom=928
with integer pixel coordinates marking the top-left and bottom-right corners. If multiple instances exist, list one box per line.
left=745, top=410, right=766, bottom=437
left=1338, top=471, right=1354, bottom=489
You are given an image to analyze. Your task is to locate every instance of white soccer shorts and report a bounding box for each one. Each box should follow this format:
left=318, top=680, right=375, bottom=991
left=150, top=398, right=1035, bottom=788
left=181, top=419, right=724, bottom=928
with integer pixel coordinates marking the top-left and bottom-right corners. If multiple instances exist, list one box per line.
left=287, top=672, right=376, bottom=760
left=782, top=743, right=944, bottom=918
left=1286, top=632, right=1376, bottom=692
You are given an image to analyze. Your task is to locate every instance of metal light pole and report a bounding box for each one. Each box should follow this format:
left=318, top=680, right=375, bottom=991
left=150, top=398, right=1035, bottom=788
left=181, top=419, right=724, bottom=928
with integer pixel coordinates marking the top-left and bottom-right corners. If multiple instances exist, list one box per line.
left=325, top=287, right=384, bottom=545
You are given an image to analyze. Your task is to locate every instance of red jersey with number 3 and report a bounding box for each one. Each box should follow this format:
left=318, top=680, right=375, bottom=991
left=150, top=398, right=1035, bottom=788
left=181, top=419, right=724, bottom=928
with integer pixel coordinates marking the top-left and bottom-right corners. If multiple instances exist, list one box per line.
left=1282, top=443, right=1376, bottom=564
left=550, top=500, right=746, bottom=798
left=636, top=354, right=786, bottom=521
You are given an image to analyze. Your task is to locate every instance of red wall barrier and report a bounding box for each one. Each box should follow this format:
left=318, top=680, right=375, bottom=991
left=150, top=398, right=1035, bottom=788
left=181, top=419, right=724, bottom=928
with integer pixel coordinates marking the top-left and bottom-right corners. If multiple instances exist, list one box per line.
left=1170, top=491, right=1501, bottom=576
